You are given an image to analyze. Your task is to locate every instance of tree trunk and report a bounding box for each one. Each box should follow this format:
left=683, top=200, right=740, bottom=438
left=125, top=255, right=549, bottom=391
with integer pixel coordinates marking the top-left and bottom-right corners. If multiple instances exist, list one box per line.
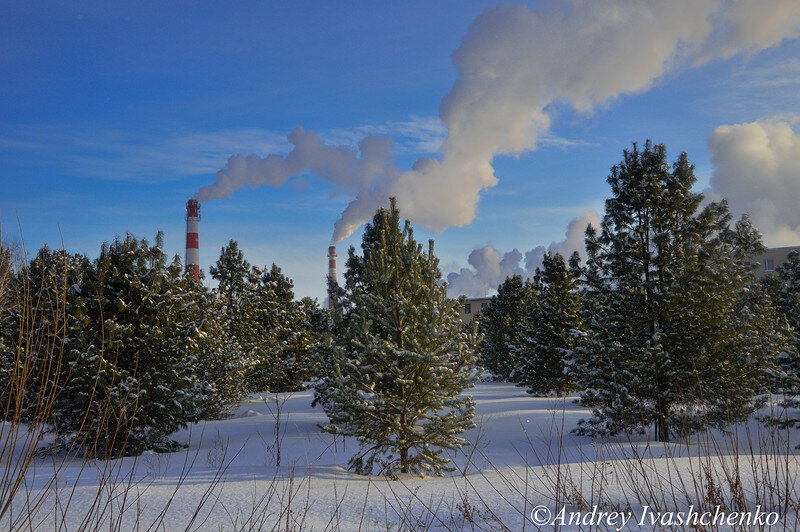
left=655, top=413, right=669, bottom=443
left=399, top=408, right=409, bottom=474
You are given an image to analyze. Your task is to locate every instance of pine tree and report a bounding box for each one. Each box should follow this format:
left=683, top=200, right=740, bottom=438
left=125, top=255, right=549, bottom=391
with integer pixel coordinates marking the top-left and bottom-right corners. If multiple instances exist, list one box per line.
left=512, top=252, right=582, bottom=396
left=55, top=233, right=211, bottom=456
left=0, top=247, right=91, bottom=424
left=299, top=296, right=329, bottom=380
left=476, top=275, right=536, bottom=380
left=775, top=251, right=800, bottom=339
left=211, top=242, right=320, bottom=393
left=210, top=240, right=254, bottom=310
left=573, top=141, right=784, bottom=442
left=188, top=284, right=248, bottom=418
left=0, top=233, right=15, bottom=310
left=762, top=251, right=800, bottom=428
left=318, top=199, right=480, bottom=477
left=247, top=264, right=318, bottom=392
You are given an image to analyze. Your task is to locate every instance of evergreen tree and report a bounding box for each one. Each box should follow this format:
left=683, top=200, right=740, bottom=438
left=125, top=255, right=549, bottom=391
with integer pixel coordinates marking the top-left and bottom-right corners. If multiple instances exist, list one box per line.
left=775, top=250, right=800, bottom=338
left=0, top=237, right=15, bottom=417
left=476, top=275, right=536, bottom=380
left=211, top=242, right=319, bottom=393
left=209, top=240, right=254, bottom=310
left=511, top=252, right=582, bottom=396
left=246, top=264, right=318, bottom=392
left=763, top=251, right=800, bottom=428
left=55, top=233, right=212, bottom=456
left=0, top=233, right=15, bottom=310
left=298, top=296, right=328, bottom=380
left=318, top=199, right=480, bottom=476
left=209, top=240, right=259, bottom=395
left=0, top=247, right=91, bottom=424
left=190, top=287, right=248, bottom=418
left=573, top=141, right=784, bottom=442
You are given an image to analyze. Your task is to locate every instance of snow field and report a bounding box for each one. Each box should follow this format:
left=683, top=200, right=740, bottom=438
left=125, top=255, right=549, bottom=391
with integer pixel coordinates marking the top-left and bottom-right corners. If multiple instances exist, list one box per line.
left=8, top=382, right=800, bottom=530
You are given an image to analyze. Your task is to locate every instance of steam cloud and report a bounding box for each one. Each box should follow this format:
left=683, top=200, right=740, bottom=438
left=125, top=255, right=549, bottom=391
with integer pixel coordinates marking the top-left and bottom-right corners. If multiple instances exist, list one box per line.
left=708, top=118, right=800, bottom=246
left=446, top=210, right=600, bottom=298
left=196, top=0, right=800, bottom=243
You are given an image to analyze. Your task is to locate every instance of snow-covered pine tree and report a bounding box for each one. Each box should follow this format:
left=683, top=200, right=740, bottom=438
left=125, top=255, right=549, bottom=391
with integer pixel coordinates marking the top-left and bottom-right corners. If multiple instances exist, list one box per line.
left=184, top=279, right=248, bottom=418
left=762, top=251, right=800, bottom=428
left=0, top=242, right=12, bottom=417
left=0, top=234, right=15, bottom=310
left=299, top=296, right=328, bottom=380
left=211, top=242, right=320, bottom=393
left=476, top=275, right=535, bottom=380
left=573, top=141, right=784, bottom=442
left=247, top=264, right=318, bottom=392
left=511, top=252, right=582, bottom=396
left=196, top=328, right=248, bottom=418
left=56, top=233, right=210, bottom=456
left=319, top=198, right=480, bottom=477
left=209, top=240, right=255, bottom=311
left=209, top=240, right=260, bottom=393
left=0, top=247, right=91, bottom=425
left=775, top=250, right=800, bottom=345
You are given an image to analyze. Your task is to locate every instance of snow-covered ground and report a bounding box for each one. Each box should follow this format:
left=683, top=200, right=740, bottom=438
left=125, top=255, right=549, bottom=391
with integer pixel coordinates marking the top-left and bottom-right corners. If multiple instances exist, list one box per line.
left=8, top=383, right=800, bottom=530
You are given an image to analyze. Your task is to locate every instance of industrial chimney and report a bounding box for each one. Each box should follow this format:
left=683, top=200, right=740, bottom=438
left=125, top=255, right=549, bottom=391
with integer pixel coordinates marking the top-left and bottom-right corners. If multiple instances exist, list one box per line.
left=327, top=245, right=337, bottom=309
left=185, top=199, right=201, bottom=281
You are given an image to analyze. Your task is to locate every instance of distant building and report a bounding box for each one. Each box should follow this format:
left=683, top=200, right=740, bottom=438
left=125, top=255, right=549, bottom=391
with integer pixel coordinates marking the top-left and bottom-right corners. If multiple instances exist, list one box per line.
left=750, top=246, right=800, bottom=278
left=458, top=297, right=492, bottom=323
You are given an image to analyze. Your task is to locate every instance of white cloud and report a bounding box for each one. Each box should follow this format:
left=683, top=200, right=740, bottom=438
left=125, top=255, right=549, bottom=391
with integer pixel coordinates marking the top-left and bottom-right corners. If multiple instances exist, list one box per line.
left=696, top=0, right=800, bottom=61
left=446, top=210, right=600, bottom=297
left=708, top=117, right=800, bottom=246
left=194, top=0, right=800, bottom=244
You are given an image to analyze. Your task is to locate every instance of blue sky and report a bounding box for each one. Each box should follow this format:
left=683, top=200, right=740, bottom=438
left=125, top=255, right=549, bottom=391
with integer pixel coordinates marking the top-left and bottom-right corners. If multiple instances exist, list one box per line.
left=2, top=1, right=799, bottom=300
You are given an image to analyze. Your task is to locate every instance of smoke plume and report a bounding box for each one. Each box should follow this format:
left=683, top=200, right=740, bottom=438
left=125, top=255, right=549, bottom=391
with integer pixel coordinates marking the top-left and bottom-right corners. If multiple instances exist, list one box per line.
left=196, top=127, right=398, bottom=202
left=196, top=0, right=800, bottom=243
left=708, top=118, right=800, bottom=245
left=446, top=210, right=600, bottom=298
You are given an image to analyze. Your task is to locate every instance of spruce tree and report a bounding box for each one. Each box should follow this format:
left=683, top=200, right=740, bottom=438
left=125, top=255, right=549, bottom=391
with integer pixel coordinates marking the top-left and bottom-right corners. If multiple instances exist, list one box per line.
left=476, top=275, right=536, bottom=380
left=318, top=199, right=480, bottom=477
left=573, top=141, right=784, bottom=442
left=512, top=252, right=582, bottom=396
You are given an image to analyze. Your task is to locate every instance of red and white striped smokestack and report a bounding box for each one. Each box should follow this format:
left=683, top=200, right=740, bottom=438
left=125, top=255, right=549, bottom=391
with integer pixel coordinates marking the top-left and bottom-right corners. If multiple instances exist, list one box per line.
left=185, top=199, right=201, bottom=281
left=327, top=245, right=336, bottom=309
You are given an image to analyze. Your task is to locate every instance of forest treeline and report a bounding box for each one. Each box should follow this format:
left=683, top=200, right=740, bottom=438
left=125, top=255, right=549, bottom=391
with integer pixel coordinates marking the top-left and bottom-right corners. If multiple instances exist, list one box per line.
left=0, top=233, right=327, bottom=456
left=478, top=141, right=800, bottom=443
left=2, top=140, right=800, bottom=475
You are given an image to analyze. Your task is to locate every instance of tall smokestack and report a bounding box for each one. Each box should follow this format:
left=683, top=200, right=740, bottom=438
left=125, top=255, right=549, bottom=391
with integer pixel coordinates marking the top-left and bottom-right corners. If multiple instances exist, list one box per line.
left=327, top=245, right=337, bottom=309
left=185, top=199, right=200, bottom=281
